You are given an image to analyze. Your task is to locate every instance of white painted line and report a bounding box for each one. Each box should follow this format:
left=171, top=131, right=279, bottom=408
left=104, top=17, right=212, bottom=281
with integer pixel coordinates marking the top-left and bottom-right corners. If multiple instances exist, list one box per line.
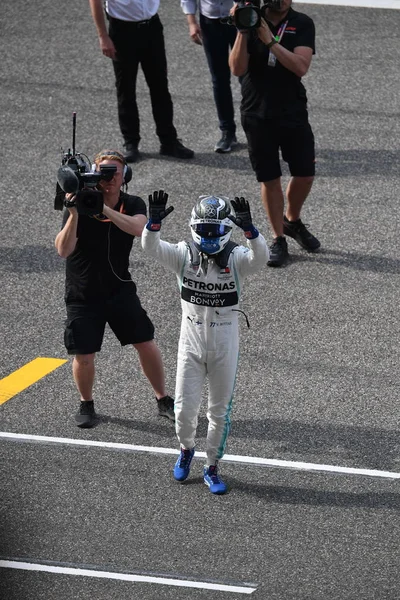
left=298, top=0, right=400, bottom=8
left=0, top=560, right=256, bottom=594
left=1, top=431, right=400, bottom=479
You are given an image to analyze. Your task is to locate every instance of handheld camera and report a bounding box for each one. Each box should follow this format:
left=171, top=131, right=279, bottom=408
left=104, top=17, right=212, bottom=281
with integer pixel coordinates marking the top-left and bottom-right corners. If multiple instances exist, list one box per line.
left=228, top=0, right=282, bottom=30
left=54, top=113, right=116, bottom=216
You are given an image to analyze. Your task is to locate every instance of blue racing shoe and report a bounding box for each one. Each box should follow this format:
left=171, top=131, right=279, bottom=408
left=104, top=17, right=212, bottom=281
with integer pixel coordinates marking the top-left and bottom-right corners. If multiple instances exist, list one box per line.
left=203, top=463, right=227, bottom=495
left=173, top=447, right=195, bottom=481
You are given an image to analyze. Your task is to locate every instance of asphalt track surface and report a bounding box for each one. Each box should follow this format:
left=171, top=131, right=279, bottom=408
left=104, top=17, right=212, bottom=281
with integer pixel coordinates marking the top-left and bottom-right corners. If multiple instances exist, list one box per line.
left=1, top=1, right=400, bottom=599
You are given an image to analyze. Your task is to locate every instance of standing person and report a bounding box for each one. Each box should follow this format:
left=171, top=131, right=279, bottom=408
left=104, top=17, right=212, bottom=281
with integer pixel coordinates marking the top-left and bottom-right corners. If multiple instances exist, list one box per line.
left=142, top=192, right=268, bottom=494
left=55, top=149, right=175, bottom=428
left=229, top=0, right=320, bottom=267
left=181, top=0, right=238, bottom=153
left=88, top=0, right=194, bottom=163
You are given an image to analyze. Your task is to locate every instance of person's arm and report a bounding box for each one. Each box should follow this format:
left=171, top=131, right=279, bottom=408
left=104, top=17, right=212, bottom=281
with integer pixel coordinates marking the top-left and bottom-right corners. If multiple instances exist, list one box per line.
left=257, top=19, right=313, bottom=78
left=181, top=1, right=202, bottom=45
left=186, top=14, right=202, bottom=45
left=141, top=190, right=186, bottom=273
left=228, top=197, right=269, bottom=274
left=88, top=0, right=116, bottom=59
left=101, top=205, right=147, bottom=236
left=229, top=30, right=250, bottom=76
left=55, top=203, right=79, bottom=258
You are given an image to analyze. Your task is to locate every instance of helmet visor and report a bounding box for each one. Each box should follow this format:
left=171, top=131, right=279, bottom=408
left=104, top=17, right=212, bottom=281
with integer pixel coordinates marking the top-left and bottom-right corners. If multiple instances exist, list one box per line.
left=191, top=223, right=232, bottom=238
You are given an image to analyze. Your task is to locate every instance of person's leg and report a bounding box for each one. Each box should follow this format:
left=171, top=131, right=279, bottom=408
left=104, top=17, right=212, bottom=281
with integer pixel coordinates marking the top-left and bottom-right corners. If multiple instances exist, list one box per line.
left=133, top=340, right=166, bottom=399
left=107, top=284, right=174, bottom=420
left=281, top=116, right=320, bottom=251
left=173, top=327, right=206, bottom=482
left=139, top=16, right=177, bottom=145
left=174, top=349, right=205, bottom=453
left=64, top=304, right=106, bottom=428
left=203, top=325, right=239, bottom=495
left=261, top=178, right=285, bottom=238
left=200, top=15, right=236, bottom=135
left=72, top=354, right=95, bottom=401
left=108, top=18, right=141, bottom=147
left=285, top=176, right=314, bottom=221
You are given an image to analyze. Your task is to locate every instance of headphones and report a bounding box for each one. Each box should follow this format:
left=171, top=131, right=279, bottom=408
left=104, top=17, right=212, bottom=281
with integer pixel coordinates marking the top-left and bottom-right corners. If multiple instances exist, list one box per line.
left=93, top=150, right=132, bottom=185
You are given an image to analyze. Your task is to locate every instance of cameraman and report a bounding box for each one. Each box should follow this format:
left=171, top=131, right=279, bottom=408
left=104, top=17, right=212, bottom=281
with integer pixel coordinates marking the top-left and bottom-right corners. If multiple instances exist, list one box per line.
left=55, top=149, right=175, bottom=428
left=229, top=0, right=320, bottom=267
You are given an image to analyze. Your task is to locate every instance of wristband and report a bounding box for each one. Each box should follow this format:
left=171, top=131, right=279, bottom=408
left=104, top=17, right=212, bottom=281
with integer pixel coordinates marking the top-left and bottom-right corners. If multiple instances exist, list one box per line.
left=266, top=39, right=277, bottom=49
left=146, top=219, right=161, bottom=232
left=244, top=226, right=259, bottom=240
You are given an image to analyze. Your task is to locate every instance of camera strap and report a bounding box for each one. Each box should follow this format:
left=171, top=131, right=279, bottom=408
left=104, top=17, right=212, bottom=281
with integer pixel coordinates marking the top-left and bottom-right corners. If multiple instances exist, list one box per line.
left=268, top=19, right=288, bottom=67
left=92, top=200, right=126, bottom=222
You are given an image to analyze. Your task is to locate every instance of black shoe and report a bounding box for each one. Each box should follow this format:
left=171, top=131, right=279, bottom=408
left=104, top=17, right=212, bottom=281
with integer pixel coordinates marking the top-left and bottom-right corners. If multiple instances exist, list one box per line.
left=283, top=216, right=320, bottom=251
left=157, top=396, right=175, bottom=422
left=123, top=143, right=140, bottom=163
left=214, top=131, right=237, bottom=153
left=267, top=236, right=289, bottom=267
left=159, top=139, right=194, bottom=159
left=75, top=400, right=96, bottom=428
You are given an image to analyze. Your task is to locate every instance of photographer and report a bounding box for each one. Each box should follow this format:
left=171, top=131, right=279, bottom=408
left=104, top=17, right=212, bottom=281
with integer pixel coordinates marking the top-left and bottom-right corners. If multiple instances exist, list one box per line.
left=229, top=0, right=320, bottom=267
left=55, top=149, right=175, bottom=428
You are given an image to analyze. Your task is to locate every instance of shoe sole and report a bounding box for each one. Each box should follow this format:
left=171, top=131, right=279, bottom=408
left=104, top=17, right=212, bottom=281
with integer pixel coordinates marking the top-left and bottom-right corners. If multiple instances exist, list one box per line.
left=214, top=140, right=237, bottom=153
left=214, top=146, right=232, bottom=153
left=75, top=418, right=96, bottom=428
left=283, top=228, right=321, bottom=252
left=158, top=411, right=175, bottom=422
left=204, top=480, right=227, bottom=495
left=267, top=256, right=289, bottom=267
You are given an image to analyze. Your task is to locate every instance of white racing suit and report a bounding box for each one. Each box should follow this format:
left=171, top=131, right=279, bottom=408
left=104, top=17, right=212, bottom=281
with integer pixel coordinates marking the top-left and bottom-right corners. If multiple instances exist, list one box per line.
left=142, top=228, right=268, bottom=464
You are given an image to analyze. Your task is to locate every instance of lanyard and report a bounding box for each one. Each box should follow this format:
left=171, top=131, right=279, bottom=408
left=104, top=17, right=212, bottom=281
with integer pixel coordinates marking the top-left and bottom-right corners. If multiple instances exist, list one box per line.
left=275, top=20, right=289, bottom=43
left=268, top=19, right=289, bottom=67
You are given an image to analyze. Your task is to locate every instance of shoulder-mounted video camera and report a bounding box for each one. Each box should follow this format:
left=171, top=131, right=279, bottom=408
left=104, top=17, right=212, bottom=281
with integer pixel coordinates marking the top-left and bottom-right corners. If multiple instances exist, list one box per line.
left=54, top=112, right=116, bottom=216
left=227, top=0, right=282, bottom=30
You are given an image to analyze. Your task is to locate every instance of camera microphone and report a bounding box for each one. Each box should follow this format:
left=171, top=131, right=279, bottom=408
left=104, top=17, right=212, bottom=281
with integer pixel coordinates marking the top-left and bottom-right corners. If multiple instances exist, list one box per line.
left=57, top=166, right=80, bottom=194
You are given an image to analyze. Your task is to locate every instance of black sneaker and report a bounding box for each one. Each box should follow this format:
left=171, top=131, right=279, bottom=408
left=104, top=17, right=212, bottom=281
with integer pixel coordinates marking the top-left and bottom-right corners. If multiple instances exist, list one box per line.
left=157, top=396, right=175, bottom=422
left=123, top=142, right=140, bottom=163
left=75, top=400, right=96, bottom=428
left=159, top=139, right=194, bottom=159
left=283, top=216, right=320, bottom=251
left=214, top=132, right=237, bottom=153
left=267, top=236, right=289, bottom=267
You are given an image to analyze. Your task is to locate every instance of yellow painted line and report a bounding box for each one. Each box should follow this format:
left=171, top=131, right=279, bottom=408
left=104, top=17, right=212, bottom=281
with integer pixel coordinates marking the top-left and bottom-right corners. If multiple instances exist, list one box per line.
left=0, top=358, right=67, bottom=405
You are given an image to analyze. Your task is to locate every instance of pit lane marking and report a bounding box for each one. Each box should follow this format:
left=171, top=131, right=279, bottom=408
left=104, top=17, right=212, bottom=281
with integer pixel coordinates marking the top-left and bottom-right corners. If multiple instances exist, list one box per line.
left=0, top=358, right=67, bottom=405
left=0, top=559, right=257, bottom=594
left=1, top=431, right=399, bottom=479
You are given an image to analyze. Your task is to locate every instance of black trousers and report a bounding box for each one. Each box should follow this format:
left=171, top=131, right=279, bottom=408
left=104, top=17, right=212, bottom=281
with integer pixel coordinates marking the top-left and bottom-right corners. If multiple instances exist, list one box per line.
left=200, top=15, right=237, bottom=134
left=108, top=14, right=177, bottom=146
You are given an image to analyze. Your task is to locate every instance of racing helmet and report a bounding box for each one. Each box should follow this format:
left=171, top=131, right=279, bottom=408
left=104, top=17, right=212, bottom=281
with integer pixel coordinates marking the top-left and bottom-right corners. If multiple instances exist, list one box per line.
left=190, top=195, right=232, bottom=255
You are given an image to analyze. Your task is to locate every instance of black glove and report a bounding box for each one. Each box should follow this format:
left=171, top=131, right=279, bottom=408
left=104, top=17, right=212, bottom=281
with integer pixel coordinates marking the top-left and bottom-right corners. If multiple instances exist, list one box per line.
left=228, top=197, right=259, bottom=239
left=147, top=189, right=174, bottom=231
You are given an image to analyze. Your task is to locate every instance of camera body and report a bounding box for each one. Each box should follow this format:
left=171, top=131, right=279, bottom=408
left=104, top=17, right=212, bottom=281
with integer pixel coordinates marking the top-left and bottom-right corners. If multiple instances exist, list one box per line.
left=54, top=112, right=117, bottom=216
left=231, top=0, right=282, bottom=30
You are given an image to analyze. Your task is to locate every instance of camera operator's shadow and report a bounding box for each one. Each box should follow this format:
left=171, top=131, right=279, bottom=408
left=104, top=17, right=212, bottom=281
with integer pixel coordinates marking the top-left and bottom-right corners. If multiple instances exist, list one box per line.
left=0, top=245, right=64, bottom=273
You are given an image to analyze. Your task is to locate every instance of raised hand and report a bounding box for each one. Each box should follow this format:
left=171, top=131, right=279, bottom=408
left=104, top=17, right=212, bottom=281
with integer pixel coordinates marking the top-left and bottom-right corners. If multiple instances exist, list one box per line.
left=147, top=189, right=174, bottom=231
left=228, top=197, right=259, bottom=239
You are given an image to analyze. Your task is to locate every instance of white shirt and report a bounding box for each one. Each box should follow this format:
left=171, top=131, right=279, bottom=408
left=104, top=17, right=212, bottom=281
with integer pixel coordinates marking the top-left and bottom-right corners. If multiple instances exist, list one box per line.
left=181, top=0, right=234, bottom=19
left=105, top=0, right=160, bottom=22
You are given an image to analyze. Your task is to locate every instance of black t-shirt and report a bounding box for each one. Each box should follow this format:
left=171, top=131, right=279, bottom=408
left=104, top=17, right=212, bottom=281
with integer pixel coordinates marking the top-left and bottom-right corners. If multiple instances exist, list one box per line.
left=240, top=8, right=315, bottom=119
left=63, top=192, right=147, bottom=303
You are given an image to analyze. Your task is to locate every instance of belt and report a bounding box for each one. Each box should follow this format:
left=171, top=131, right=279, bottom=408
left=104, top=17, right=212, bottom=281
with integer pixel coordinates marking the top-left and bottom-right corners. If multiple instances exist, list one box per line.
left=108, top=13, right=158, bottom=27
left=130, top=14, right=158, bottom=26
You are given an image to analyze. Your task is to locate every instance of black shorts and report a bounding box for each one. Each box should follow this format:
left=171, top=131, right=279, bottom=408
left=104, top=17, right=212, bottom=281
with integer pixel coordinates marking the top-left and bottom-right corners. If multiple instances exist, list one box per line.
left=64, top=284, right=155, bottom=355
left=241, top=112, right=315, bottom=182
